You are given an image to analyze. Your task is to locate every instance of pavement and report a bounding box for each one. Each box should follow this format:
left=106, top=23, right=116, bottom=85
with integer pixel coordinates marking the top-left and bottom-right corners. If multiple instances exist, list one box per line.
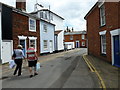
left=84, top=54, right=120, bottom=89
left=1, top=48, right=120, bottom=89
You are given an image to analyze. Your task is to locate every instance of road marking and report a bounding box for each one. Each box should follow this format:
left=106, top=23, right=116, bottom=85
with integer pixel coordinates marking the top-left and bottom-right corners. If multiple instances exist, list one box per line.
left=83, top=54, right=106, bottom=89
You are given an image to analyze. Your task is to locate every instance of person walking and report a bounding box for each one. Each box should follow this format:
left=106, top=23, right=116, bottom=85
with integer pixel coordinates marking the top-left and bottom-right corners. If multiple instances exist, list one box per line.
left=27, top=44, right=38, bottom=78
left=12, top=45, right=25, bottom=76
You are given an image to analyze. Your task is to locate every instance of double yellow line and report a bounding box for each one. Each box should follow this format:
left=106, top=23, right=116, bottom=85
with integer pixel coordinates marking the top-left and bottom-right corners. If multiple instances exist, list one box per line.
left=83, top=54, right=106, bottom=89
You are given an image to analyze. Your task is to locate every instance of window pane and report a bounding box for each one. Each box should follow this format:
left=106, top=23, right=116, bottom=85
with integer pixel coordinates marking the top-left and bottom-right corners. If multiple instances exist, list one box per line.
left=70, top=36, right=73, bottom=40
left=30, top=40, right=35, bottom=47
left=101, top=35, right=106, bottom=54
left=44, top=24, right=47, bottom=32
left=29, top=19, right=36, bottom=31
left=44, top=40, right=48, bottom=49
left=100, top=5, right=106, bottom=26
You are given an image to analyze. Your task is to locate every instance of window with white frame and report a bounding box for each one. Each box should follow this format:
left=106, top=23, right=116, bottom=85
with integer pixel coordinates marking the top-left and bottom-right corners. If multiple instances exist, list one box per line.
left=29, top=18, right=36, bottom=32
left=100, top=5, right=106, bottom=26
left=81, top=35, right=85, bottom=40
left=50, top=13, right=53, bottom=21
left=70, top=36, right=73, bottom=40
left=82, top=41, right=85, bottom=46
left=43, top=24, right=47, bottom=32
left=101, top=35, right=106, bottom=54
left=43, top=40, right=48, bottom=50
left=40, top=12, right=43, bottom=18
left=29, top=39, right=37, bottom=51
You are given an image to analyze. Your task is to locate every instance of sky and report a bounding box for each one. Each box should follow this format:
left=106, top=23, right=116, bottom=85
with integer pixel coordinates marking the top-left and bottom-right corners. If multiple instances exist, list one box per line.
left=0, top=0, right=98, bottom=31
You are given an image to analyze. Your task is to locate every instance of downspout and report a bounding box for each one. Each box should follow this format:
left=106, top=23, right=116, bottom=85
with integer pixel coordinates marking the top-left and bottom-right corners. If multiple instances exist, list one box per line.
left=0, top=12, right=1, bottom=63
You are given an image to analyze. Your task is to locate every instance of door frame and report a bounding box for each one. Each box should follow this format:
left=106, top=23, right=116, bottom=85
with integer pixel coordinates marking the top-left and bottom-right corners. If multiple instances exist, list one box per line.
left=18, top=36, right=27, bottom=57
left=110, top=29, right=120, bottom=65
left=75, top=41, right=79, bottom=48
left=49, top=40, right=53, bottom=53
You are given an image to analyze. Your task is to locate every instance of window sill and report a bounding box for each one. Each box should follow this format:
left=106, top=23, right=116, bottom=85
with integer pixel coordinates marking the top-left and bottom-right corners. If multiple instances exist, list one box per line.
left=99, top=24, right=106, bottom=28
left=100, top=53, right=106, bottom=56
left=29, top=30, right=36, bottom=32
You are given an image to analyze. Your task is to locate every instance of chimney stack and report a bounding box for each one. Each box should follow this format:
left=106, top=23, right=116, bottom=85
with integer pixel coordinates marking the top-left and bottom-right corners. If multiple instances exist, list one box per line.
left=16, top=0, right=26, bottom=11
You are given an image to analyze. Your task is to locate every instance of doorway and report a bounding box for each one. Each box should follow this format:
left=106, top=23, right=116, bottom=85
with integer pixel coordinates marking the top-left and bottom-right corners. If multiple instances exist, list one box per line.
left=75, top=41, right=79, bottom=48
left=113, top=35, right=120, bottom=67
left=49, top=40, right=53, bottom=53
left=19, top=40, right=26, bottom=57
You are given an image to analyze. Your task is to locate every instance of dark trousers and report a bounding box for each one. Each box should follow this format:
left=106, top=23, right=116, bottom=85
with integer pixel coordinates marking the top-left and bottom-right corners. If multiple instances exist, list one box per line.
left=13, top=59, right=23, bottom=76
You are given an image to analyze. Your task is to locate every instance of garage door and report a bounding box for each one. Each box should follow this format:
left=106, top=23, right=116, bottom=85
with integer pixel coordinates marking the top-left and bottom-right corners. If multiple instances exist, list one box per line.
left=2, top=40, right=13, bottom=64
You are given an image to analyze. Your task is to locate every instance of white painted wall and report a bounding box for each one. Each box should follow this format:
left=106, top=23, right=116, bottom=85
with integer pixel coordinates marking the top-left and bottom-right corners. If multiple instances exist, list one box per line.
left=51, top=14, right=64, bottom=30
left=40, top=20, right=55, bottom=53
left=65, top=42, right=75, bottom=50
left=2, top=40, right=13, bottom=64
left=57, top=30, right=64, bottom=51
left=36, top=10, right=64, bottom=51
left=51, top=13, right=64, bottom=51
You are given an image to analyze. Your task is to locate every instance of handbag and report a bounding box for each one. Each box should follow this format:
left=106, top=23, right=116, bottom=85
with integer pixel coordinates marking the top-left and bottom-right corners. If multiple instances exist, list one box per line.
left=9, top=59, right=15, bottom=69
left=36, top=62, right=40, bottom=71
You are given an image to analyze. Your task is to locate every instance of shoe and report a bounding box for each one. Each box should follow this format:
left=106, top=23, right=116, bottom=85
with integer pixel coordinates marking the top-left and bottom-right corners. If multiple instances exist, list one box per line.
left=30, top=75, right=33, bottom=78
left=18, top=73, right=22, bottom=76
left=18, top=74, right=21, bottom=76
left=34, top=73, right=38, bottom=76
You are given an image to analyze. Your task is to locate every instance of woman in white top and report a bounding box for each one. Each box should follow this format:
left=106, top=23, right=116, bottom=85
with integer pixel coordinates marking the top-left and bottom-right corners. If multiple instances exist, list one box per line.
left=12, top=45, right=25, bottom=76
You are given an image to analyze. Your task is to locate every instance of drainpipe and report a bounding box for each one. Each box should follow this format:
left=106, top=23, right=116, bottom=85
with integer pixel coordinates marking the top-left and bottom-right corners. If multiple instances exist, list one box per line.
left=0, top=4, right=2, bottom=64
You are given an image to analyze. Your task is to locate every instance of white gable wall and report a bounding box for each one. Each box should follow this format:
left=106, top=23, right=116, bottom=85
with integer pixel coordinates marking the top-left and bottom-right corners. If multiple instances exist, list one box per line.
left=51, top=14, right=64, bottom=30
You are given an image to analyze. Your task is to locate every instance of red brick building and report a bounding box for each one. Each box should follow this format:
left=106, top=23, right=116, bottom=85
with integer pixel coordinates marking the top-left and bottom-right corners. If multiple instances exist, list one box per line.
left=12, top=1, right=40, bottom=56
left=64, top=30, right=87, bottom=48
left=84, top=1, right=120, bottom=67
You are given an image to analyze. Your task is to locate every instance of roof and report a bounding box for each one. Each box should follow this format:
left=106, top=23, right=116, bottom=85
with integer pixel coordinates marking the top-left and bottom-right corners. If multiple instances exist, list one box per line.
left=0, top=2, right=39, bottom=20
left=84, top=2, right=98, bottom=20
left=31, top=9, right=64, bottom=20
left=55, top=30, right=63, bottom=35
left=40, top=18, right=55, bottom=26
left=64, top=31, right=87, bottom=35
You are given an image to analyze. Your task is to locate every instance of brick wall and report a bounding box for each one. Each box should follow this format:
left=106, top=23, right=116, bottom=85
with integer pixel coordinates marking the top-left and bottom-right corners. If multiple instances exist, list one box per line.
left=86, top=2, right=119, bottom=62
left=12, top=12, right=40, bottom=55
left=64, top=34, right=87, bottom=48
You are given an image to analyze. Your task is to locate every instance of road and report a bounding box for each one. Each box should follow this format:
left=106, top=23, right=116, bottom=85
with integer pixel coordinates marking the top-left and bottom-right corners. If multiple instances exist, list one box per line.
left=2, top=48, right=100, bottom=88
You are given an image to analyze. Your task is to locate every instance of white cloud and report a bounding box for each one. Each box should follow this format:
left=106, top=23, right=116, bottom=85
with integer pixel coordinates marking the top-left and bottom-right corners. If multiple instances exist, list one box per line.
left=0, top=0, right=97, bottom=31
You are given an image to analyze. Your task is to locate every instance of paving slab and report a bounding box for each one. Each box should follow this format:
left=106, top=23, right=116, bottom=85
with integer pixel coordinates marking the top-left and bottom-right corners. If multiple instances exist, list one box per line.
left=86, top=55, right=119, bottom=88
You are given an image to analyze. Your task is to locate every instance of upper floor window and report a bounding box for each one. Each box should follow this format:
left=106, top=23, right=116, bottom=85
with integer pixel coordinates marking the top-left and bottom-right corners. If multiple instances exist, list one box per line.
left=29, top=18, right=36, bottom=32
left=40, top=11, right=48, bottom=20
left=40, top=12, right=43, bottom=18
left=70, top=36, right=73, bottom=40
left=50, top=13, right=53, bottom=21
left=81, top=35, right=85, bottom=40
left=100, top=5, right=106, bottom=26
left=43, top=24, right=47, bottom=32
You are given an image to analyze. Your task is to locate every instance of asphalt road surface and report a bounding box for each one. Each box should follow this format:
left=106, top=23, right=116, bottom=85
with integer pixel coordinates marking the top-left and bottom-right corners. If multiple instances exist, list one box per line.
left=2, top=48, right=100, bottom=88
